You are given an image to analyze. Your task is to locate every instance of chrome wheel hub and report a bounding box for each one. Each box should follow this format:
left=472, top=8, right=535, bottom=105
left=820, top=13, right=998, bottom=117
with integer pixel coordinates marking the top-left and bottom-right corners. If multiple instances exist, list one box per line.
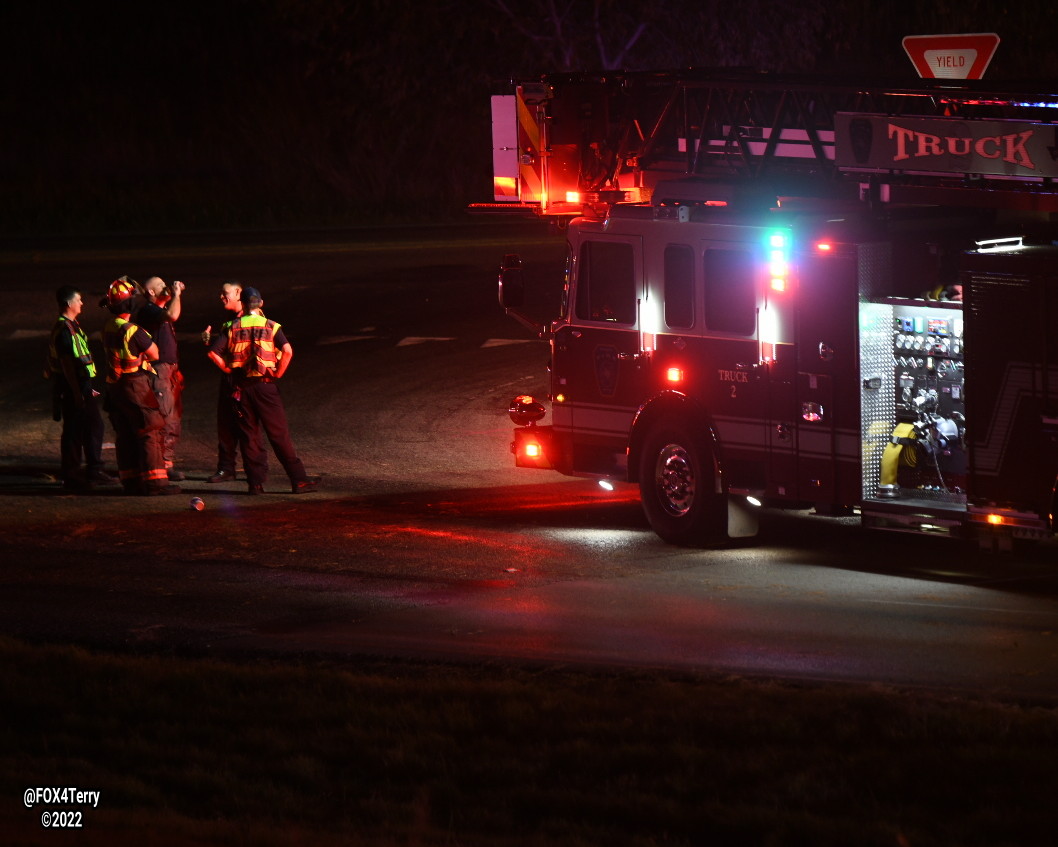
left=655, top=442, right=695, bottom=516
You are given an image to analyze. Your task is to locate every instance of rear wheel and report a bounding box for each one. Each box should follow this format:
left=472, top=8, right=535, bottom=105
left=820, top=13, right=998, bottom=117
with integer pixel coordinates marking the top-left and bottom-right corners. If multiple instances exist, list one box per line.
left=638, top=420, right=726, bottom=546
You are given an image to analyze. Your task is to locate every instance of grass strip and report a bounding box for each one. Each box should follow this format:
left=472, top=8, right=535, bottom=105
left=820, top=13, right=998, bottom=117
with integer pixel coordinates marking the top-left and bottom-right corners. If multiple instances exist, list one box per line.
left=2, top=635, right=1056, bottom=846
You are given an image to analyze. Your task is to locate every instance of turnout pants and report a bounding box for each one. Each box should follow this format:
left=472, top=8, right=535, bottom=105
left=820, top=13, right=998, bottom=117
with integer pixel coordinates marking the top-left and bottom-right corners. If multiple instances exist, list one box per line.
left=106, top=373, right=167, bottom=492
left=153, top=362, right=183, bottom=469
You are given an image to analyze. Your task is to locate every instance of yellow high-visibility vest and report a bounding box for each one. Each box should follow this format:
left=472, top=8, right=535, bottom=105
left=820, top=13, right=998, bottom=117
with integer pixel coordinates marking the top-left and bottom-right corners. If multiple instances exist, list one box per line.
left=46, top=316, right=96, bottom=379
left=103, top=317, right=156, bottom=383
left=226, top=314, right=280, bottom=377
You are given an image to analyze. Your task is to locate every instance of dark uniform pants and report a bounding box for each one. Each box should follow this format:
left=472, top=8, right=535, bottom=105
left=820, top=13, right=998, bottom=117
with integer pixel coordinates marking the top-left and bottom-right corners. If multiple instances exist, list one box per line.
left=107, top=373, right=166, bottom=491
left=235, top=379, right=307, bottom=487
left=216, top=373, right=245, bottom=475
left=57, top=383, right=105, bottom=482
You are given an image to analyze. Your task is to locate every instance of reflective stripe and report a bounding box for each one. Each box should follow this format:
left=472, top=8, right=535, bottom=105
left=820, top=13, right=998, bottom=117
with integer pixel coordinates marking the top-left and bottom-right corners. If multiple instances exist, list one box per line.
left=103, top=317, right=156, bottom=383
left=226, top=314, right=280, bottom=378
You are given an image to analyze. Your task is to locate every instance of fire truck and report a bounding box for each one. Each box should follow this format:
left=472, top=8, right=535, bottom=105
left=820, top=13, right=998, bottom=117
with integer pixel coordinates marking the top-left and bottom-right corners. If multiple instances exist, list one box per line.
left=481, top=70, right=1058, bottom=548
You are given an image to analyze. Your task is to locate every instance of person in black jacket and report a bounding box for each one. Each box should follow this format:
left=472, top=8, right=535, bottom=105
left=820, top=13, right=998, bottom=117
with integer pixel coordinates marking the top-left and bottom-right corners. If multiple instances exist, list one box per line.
left=135, top=276, right=186, bottom=481
left=45, top=286, right=117, bottom=492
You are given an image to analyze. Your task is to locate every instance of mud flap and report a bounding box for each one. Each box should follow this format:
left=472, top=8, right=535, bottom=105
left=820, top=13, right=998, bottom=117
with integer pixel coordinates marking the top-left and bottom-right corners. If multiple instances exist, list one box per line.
left=727, top=495, right=760, bottom=538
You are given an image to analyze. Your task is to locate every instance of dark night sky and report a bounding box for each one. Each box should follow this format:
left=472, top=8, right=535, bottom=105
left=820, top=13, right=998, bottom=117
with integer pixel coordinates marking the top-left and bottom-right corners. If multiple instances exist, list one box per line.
left=4, top=1, right=1058, bottom=235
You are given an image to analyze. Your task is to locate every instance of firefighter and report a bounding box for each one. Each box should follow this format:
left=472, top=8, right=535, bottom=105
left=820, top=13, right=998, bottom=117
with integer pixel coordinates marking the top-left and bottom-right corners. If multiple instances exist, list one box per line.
left=206, top=287, right=317, bottom=495
left=202, top=280, right=255, bottom=483
left=45, top=286, right=117, bottom=492
left=100, top=276, right=180, bottom=496
left=135, top=276, right=186, bottom=481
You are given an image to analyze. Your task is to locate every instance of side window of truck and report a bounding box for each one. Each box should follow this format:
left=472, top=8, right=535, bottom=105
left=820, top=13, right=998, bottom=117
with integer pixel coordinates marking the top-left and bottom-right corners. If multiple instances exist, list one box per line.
left=575, top=240, right=636, bottom=324
left=703, top=247, right=756, bottom=335
left=664, top=244, right=694, bottom=328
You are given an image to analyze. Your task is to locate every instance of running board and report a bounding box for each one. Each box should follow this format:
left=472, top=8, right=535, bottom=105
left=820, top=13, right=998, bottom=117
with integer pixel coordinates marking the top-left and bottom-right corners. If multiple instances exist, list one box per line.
left=861, top=501, right=965, bottom=538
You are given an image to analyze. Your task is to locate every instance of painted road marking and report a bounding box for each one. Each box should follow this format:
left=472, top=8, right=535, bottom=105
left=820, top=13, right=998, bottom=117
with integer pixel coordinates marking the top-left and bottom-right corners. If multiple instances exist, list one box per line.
left=481, top=338, right=536, bottom=347
left=318, top=335, right=383, bottom=346
left=396, top=337, right=458, bottom=346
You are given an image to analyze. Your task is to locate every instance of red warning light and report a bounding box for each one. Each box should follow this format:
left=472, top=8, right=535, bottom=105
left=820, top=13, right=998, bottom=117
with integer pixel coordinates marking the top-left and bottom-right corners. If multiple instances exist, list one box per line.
left=816, top=242, right=833, bottom=252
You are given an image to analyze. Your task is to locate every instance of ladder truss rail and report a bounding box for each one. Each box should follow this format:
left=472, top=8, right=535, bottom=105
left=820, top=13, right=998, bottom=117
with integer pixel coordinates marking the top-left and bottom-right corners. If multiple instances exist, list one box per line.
left=532, top=72, right=1058, bottom=192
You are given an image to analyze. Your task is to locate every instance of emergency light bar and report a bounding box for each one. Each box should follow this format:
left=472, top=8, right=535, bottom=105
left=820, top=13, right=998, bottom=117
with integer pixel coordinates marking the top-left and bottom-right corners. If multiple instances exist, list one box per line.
left=768, top=231, right=790, bottom=292
left=949, top=99, right=1058, bottom=109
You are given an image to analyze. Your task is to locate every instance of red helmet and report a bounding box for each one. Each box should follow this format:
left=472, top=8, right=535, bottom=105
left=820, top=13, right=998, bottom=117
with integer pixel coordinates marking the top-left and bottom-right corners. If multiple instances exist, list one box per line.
left=105, top=276, right=139, bottom=310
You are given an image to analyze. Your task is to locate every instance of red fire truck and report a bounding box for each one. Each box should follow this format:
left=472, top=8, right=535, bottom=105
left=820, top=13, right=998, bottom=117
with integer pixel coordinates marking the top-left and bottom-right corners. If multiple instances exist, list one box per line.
left=483, top=70, right=1058, bottom=548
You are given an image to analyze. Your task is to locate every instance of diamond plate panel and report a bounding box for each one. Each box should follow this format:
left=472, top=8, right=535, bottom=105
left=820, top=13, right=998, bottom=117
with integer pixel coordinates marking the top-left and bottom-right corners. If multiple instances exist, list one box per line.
left=859, top=301, right=895, bottom=499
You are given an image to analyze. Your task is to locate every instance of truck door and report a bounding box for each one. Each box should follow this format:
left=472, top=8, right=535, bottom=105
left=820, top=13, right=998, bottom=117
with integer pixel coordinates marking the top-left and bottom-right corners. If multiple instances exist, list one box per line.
left=552, top=234, right=646, bottom=476
left=697, top=239, right=770, bottom=487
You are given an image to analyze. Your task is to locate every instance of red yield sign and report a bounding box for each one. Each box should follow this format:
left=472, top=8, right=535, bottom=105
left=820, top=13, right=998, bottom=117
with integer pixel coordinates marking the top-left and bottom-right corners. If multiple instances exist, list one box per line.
left=903, top=33, right=1000, bottom=79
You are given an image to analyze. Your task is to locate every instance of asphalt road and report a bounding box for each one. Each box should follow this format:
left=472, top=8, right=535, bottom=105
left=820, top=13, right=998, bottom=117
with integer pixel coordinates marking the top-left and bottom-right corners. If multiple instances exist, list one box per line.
left=2, top=223, right=1058, bottom=702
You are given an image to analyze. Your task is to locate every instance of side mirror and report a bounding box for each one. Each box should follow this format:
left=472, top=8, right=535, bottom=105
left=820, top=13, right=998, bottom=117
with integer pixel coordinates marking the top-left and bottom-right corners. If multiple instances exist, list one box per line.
left=497, top=253, right=544, bottom=336
left=498, top=254, right=525, bottom=310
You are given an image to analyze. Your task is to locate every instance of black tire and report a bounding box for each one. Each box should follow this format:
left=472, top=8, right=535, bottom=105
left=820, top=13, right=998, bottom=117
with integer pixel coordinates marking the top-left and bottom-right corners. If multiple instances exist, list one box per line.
left=637, top=419, right=726, bottom=546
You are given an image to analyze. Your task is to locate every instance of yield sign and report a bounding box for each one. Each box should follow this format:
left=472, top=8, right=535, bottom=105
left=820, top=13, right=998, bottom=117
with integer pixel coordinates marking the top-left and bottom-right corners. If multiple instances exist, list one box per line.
left=903, top=33, right=1000, bottom=79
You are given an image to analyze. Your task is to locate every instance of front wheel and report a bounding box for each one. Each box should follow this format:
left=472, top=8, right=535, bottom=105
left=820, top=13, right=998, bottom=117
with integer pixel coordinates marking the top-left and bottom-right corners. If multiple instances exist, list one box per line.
left=638, top=420, right=726, bottom=546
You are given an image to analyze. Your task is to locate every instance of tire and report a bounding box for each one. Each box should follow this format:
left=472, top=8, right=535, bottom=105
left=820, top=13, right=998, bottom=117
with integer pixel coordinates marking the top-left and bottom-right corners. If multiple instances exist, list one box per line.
left=638, top=419, right=726, bottom=546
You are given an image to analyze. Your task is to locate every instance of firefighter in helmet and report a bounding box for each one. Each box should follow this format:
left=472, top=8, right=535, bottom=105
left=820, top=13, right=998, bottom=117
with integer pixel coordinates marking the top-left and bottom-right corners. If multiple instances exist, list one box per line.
left=206, top=286, right=317, bottom=495
left=100, top=276, right=180, bottom=496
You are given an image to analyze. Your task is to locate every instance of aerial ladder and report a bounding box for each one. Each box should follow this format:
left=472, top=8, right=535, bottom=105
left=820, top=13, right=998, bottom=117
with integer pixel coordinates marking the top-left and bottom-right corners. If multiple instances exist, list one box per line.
left=475, top=70, right=1058, bottom=219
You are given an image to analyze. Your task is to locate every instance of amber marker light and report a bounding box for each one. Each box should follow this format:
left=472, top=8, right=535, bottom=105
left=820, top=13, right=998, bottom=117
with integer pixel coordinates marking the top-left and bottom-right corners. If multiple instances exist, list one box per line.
left=987, top=514, right=1005, bottom=526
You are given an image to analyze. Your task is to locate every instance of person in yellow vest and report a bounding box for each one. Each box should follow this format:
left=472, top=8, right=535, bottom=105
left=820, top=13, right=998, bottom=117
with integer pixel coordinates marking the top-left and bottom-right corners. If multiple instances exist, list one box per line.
left=207, top=286, right=317, bottom=495
left=100, top=276, right=180, bottom=496
left=44, top=286, right=117, bottom=492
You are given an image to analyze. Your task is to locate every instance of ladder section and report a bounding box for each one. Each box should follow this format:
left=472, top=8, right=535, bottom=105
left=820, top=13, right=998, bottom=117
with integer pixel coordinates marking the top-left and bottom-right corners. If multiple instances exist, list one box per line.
left=481, top=70, right=1058, bottom=216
